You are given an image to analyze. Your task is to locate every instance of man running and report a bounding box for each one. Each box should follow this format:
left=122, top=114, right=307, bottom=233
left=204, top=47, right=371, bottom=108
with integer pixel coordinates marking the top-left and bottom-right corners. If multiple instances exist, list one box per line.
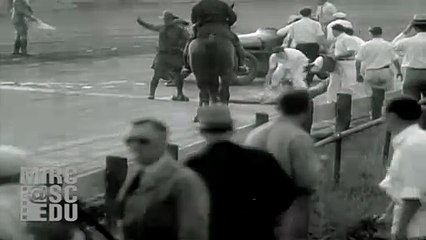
left=137, top=10, right=189, bottom=101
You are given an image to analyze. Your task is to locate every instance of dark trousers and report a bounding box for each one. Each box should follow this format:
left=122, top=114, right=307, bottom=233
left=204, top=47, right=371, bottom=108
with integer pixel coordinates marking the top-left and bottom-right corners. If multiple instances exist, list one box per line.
left=296, top=43, right=320, bottom=87
left=403, top=68, right=426, bottom=101
left=371, top=88, right=385, bottom=120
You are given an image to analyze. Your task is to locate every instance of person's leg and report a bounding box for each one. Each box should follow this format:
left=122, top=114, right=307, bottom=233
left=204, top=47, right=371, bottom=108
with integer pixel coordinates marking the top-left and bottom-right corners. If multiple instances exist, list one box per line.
left=181, top=40, right=192, bottom=74
left=327, top=72, right=341, bottom=103
left=403, top=68, right=422, bottom=101
left=371, top=87, right=385, bottom=119
left=20, top=27, right=29, bottom=56
left=230, top=32, right=248, bottom=73
left=13, top=33, right=21, bottom=55
left=171, top=68, right=189, bottom=101
left=148, top=73, right=161, bottom=100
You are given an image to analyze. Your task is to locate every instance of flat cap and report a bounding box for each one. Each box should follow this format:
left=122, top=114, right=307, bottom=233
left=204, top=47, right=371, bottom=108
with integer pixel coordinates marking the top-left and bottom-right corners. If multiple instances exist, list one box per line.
left=413, top=14, right=426, bottom=25
left=333, top=12, right=347, bottom=19
left=197, top=104, right=233, bottom=130
left=368, top=26, right=383, bottom=35
left=0, top=145, right=28, bottom=177
left=331, top=23, right=345, bottom=32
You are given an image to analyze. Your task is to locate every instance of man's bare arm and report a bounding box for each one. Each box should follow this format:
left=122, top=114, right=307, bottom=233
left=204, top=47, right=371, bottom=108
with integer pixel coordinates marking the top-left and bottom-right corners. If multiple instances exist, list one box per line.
left=137, top=18, right=162, bottom=32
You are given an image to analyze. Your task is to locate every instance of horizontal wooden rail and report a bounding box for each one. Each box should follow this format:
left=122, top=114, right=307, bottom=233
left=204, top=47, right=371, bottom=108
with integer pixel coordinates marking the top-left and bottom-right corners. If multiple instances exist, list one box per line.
left=314, top=118, right=384, bottom=147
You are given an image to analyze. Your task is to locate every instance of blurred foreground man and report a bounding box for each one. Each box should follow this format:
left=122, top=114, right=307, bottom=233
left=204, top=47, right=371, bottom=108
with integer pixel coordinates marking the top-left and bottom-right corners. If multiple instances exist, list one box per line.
left=356, top=27, right=403, bottom=119
left=185, top=105, right=297, bottom=240
left=392, top=15, right=426, bottom=100
left=137, top=11, right=189, bottom=101
left=379, top=97, right=426, bottom=240
left=0, top=145, right=32, bottom=240
left=115, top=119, right=209, bottom=240
left=245, top=90, right=322, bottom=240
left=11, top=0, right=37, bottom=56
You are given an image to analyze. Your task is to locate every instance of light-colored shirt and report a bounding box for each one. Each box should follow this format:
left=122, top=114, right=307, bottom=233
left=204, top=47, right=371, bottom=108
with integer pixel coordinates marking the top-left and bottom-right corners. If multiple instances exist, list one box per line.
left=289, top=17, right=324, bottom=45
left=379, top=124, right=426, bottom=238
left=348, top=35, right=365, bottom=54
left=316, top=1, right=337, bottom=25
left=392, top=32, right=426, bottom=69
left=326, top=19, right=353, bottom=41
left=334, top=33, right=359, bottom=58
left=356, top=38, right=399, bottom=70
left=269, top=49, right=309, bottom=88
left=277, top=24, right=293, bottom=37
left=245, top=119, right=320, bottom=190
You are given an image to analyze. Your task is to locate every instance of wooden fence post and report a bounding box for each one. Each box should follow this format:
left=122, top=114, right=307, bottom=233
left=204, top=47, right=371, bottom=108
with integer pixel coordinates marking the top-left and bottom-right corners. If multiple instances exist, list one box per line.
left=382, top=131, right=392, bottom=167
left=333, top=93, right=352, bottom=186
left=168, top=143, right=179, bottom=160
left=105, top=156, right=128, bottom=224
left=255, top=112, right=269, bottom=127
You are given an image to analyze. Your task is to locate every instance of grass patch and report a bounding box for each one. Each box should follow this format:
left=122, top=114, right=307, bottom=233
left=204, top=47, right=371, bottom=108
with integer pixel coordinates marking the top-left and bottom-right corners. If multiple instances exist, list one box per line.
left=316, top=124, right=390, bottom=238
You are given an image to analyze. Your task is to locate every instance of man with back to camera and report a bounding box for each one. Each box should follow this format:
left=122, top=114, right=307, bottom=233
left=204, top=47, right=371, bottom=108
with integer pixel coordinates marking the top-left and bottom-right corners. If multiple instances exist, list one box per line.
left=392, top=15, right=426, bottom=101
left=356, top=26, right=403, bottom=120
left=245, top=90, right=322, bottom=240
left=184, top=104, right=298, bottom=240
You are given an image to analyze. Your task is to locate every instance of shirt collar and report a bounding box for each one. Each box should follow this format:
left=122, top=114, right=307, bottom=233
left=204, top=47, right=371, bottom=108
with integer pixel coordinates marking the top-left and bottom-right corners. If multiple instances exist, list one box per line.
left=392, top=124, right=420, bottom=147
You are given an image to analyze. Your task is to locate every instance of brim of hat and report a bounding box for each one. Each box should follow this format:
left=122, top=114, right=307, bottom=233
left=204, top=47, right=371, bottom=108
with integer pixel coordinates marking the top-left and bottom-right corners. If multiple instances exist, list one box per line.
left=413, top=20, right=426, bottom=25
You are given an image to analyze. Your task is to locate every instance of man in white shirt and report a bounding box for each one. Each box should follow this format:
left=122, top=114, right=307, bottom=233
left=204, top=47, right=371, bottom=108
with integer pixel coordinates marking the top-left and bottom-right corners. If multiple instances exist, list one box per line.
left=289, top=7, right=326, bottom=86
left=326, top=12, right=353, bottom=42
left=392, top=15, right=426, bottom=101
left=379, top=97, right=426, bottom=240
left=316, top=0, right=337, bottom=27
left=356, top=26, right=403, bottom=120
left=327, top=24, right=359, bottom=103
left=277, top=14, right=302, bottom=48
left=265, top=46, right=309, bottom=89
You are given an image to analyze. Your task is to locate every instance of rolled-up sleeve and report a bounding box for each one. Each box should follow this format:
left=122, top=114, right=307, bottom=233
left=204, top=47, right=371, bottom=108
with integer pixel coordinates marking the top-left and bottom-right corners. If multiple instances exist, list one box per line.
left=288, top=135, right=321, bottom=191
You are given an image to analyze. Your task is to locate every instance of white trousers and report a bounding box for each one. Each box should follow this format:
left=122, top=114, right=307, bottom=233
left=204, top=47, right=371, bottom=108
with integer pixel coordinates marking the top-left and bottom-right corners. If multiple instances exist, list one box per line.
left=327, top=60, right=357, bottom=103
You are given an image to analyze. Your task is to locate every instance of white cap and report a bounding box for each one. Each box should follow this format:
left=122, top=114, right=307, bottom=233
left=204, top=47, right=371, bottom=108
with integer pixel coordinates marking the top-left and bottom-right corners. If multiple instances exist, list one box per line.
left=333, top=12, right=347, bottom=19
left=0, top=145, right=28, bottom=177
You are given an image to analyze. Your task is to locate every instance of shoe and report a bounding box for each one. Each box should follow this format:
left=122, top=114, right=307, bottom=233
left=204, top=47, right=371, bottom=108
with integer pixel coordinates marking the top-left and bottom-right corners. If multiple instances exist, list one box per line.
left=148, top=95, right=154, bottom=100
left=237, top=65, right=249, bottom=74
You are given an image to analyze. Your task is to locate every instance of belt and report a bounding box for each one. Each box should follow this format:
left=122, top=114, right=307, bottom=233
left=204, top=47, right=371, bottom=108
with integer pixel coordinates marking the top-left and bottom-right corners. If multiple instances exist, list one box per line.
left=338, top=59, right=355, bottom=61
left=369, top=65, right=390, bottom=70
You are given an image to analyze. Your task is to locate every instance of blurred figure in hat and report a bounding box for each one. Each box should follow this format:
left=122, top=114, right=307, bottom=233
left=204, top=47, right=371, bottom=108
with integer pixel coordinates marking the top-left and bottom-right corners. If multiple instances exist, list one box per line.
left=392, top=14, right=426, bottom=101
left=0, top=145, right=32, bottom=239
left=137, top=10, right=190, bottom=101
left=184, top=104, right=297, bottom=240
left=11, top=0, right=38, bottom=56
left=246, top=90, right=322, bottom=240
left=326, top=12, right=353, bottom=42
left=288, top=7, right=326, bottom=86
left=315, top=0, right=337, bottom=27
left=327, top=23, right=359, bottom=103
left=356, top=26, right=403, bottom=120
left=115, top=118, right=209, bottom=240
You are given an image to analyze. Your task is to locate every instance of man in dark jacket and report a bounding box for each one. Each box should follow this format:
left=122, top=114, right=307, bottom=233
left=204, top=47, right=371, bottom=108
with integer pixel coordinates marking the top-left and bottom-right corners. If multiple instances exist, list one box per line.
left=184, top=105, right=298, bottom=240
left=181, top=0, right=248, bottom=75
left=137, top=10, right=189, bottom=101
